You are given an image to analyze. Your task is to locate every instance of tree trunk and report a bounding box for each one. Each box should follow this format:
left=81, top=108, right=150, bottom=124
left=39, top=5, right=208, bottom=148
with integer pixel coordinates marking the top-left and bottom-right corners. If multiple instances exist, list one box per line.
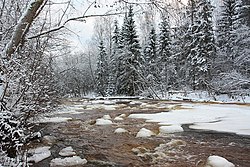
left=4, top=0, right=46, bottom=59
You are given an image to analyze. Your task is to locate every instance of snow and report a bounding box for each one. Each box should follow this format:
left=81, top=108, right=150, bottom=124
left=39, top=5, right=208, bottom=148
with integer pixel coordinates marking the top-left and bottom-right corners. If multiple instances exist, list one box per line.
left=119, top=114, right=127, bottom=117
left=36, top=117, right=72, bottom=123
left=165, top=91, right=250, bottom=103
left=95, top=118, right=113, bottom=125
left=114, top=128, right=128, bottom=133
left=129, top=103, right=250, bottom=135
left=50, top=156, right=87, bottom=167
left=102, top=114, right=112, bottom=120
left=59, top=147, right=76, bottom=157
left=205, top=155, right=235, bottom=167
left=114, top=116, right=124, bottom=121
left=86, top=104, right=116, bottom=110
left=136, top=128, right=155, bottom=138
left=159, top=125, right=184, bottom=134
left=104, top=101, right=116, bottom=105
left=114, top=114, right=127, bottom=121
left=28, top=146, right=51, bottom=163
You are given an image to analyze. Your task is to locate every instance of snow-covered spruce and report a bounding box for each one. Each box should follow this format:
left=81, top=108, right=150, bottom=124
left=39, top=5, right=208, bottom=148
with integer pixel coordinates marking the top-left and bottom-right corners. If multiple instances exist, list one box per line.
left=0, top=112, right=25, bottom=158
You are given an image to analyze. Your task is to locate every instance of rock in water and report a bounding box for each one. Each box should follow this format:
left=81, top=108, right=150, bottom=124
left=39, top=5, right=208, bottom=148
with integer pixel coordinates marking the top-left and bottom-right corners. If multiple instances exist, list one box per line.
left=205, top=155, right=235, bottom=167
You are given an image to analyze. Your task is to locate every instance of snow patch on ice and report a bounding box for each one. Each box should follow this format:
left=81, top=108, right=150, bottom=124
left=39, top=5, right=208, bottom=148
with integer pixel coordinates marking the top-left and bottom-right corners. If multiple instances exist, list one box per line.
left=36, top=117, right=72, bottom=123
left=86, top=104, right=116, bottom=110
left=119, top=114, right=126, bottom=117
left=129, top=103, right=250, bottom=135
left=28, top=146, right=51, bottom=163
left=114, top=116, right=124, bottom=121
left=95, top=118, right=113, bottom=125
left=114, top=128, right=128, bottom=133
left=205, top=155, right=235, bottom=167
left=165, top=91, right=250, bottom=104
left=104, top=100, right=116, bottom=105
left=102, top=114, right=112, bottom=120
left=59, top=147, right=76, bottom=157
left=50, top=156, right=87, bottom=167
left=159, top=125, right=184, bottom=134
left=136, top=128, right=155, bottom=138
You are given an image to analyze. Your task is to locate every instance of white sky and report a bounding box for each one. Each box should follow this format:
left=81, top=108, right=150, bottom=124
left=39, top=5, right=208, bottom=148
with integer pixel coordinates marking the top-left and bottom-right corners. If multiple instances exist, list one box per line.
left=51, top=0, right=190, bottom=52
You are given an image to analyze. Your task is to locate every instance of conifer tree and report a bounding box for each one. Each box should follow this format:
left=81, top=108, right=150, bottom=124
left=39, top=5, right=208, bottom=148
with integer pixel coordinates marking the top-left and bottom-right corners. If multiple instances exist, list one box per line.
left=95, top=40, right=108, bottom=96
left=215, top=0, right=250, bottom=91
left=116, top=6, right=144, bottom=96
left=184, top=0, right=216, bottom=90
left=217, top=0, right=238, bottom=61
left=157, top=16, right=175, bottom=92
left=144, top=26, right=157, bottom=78
left=193, top=0, right=216, bottom=89
left=106, top=20, right=120, bottom=96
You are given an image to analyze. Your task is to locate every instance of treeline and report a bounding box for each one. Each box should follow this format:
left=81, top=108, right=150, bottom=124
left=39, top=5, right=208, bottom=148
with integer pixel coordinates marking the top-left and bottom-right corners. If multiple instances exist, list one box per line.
left=93, top=0, right=250, bottom=97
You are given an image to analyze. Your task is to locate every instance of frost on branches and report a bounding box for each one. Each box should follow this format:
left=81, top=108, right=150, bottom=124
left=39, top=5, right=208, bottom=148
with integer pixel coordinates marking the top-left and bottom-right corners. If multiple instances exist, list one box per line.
left=0, top=0, right=57, bottom=165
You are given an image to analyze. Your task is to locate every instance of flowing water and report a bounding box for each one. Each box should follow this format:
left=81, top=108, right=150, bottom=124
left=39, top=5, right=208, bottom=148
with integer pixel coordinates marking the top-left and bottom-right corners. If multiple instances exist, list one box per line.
left=29, top=98, right=250, bottom=167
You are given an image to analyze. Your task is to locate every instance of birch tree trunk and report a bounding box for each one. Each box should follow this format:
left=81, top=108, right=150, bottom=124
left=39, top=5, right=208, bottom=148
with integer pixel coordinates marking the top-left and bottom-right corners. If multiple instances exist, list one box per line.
left=4, top=0, right=46, bottom=58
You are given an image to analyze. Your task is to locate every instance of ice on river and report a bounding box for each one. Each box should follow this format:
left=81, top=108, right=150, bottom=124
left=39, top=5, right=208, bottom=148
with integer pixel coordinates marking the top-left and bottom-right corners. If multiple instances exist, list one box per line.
left=50, top=156, right=87, bottom=167
left=59, top=147, right=76, bottom=157
left=36, top=116, right=72, bottom=123
left=28, top=146, right=51, bottom=163
left=129, top=103, right=250, bottom=136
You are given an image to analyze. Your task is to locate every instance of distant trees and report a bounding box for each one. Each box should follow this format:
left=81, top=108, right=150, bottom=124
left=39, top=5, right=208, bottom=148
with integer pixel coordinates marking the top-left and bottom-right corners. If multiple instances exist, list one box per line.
left=90, top=0, right=249, bottom=97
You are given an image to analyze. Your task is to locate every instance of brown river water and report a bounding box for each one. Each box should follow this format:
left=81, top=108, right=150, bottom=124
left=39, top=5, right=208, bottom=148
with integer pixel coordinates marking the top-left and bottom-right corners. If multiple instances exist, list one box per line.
left=29, top=98, right=250, bottom=167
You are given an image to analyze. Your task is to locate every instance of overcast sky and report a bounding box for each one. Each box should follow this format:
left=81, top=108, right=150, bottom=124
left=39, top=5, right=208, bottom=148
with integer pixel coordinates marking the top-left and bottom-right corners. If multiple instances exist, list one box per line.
left=51, top=0, right=192, bottom=53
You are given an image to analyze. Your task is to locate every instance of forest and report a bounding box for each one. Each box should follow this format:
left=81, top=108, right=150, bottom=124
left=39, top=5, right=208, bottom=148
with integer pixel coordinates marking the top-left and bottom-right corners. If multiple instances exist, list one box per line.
left=0, top=0, right=249, bottom=166
left=55, top=0, right=250, bottom=98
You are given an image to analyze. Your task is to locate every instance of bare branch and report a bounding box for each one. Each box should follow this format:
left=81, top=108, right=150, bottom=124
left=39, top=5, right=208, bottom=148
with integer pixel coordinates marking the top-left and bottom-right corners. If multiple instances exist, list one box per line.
left=28, top=12, right=124, bottom=39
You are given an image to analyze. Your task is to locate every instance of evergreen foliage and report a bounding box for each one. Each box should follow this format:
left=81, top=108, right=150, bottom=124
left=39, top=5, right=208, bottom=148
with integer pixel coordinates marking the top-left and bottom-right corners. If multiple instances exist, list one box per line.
left=116, top=6, right=144, bottom=96
left=96, top=40, right=108, bottom=96
left=214, top=0, right=250, bottom=91
left=143, top=26, right=157, bottom=85
left=184, top=0, right=216, bottom=90
left=106, top=20, right=120, bottom=96
left=158, top=16, right=176, bottom=91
